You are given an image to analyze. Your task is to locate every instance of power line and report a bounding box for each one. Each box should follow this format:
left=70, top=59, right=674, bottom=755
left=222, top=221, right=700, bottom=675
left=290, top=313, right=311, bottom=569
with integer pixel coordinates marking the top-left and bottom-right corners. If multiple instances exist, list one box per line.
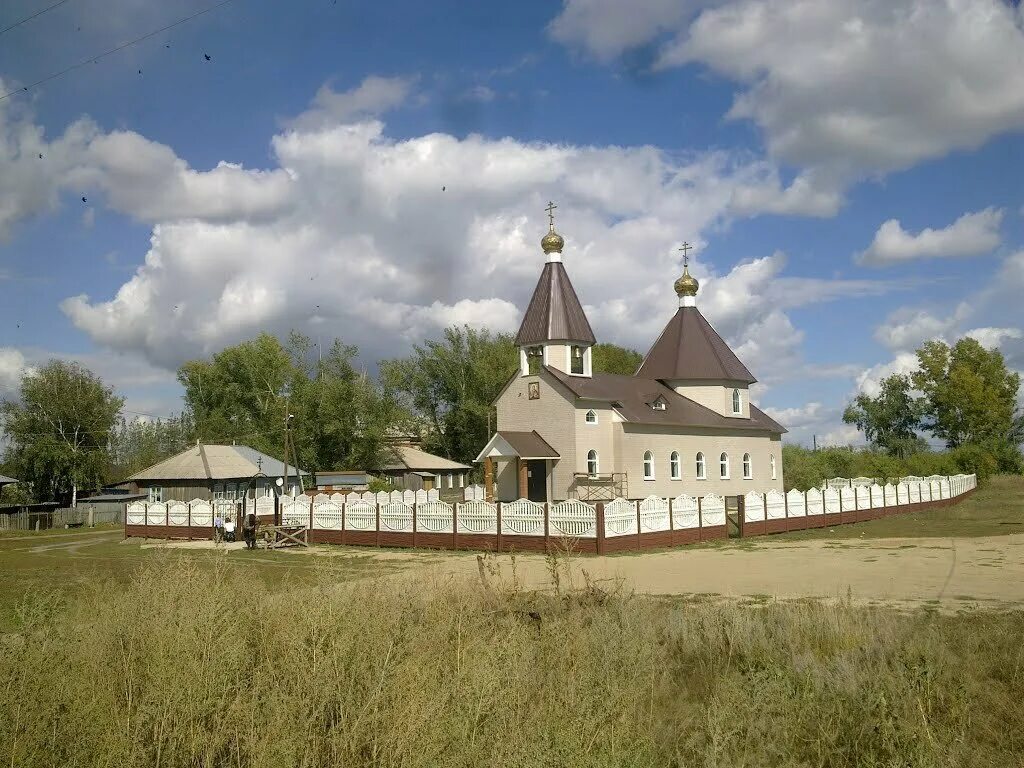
left=0, top=0, right=237, bottom=102
left=0, top=0, right=73, bottom=37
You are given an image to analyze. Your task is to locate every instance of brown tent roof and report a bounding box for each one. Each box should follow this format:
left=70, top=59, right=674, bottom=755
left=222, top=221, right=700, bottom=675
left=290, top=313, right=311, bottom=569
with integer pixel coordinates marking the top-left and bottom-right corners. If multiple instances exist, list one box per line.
left=636, top=307, right=756, bottom=383
left=496, top=431, right=560, bottom=458
left=515, top=262, right=596, bottom=346
left=545, top=367, right=785, bottom=434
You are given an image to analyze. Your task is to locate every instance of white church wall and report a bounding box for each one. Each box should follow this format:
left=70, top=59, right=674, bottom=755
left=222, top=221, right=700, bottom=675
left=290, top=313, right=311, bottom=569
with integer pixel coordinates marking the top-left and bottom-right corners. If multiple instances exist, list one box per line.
left=574, top=403, right=616, bottom=482
left=496, top=370, right=577, bottom=500
left=664, top=380, right=750, bottom=419
left=615, top=425, right=784, bottom=498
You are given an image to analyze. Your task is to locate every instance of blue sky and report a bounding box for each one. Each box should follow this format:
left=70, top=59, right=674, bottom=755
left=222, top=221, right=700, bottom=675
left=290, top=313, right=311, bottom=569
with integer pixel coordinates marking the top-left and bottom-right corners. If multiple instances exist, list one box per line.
left=1, top=0, right=1022, bottom=445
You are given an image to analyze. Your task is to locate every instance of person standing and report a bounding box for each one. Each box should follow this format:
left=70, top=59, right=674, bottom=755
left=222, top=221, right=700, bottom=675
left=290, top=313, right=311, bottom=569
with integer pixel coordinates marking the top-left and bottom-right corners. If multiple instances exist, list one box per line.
left=214, top=510, right=225, bottom=543
left=243, top=512, right=258, bottom=550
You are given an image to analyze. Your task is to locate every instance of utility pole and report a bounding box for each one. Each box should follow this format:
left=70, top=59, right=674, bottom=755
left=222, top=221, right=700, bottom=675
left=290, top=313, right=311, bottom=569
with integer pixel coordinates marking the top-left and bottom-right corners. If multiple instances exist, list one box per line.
left=813, top=434, right=818, bottom=452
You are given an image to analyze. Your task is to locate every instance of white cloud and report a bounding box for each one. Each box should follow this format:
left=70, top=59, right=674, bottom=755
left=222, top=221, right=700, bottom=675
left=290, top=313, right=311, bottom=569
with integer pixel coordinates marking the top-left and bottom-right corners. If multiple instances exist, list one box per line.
left=548, top=0, right=699, bottom=62
left=874, top=305, right=970, bottom=352
left=289, top=75, right=415, bottom=131
left=962, top=326, right=1024, bottom=351
left=854, top=352, right=920, bottom=397
left=0, top=347, right=32, bottom=397
left=857, top=207, right=1003, bottom=266
left=552, top=0, right=1024, bottom=199
left=53, top=102, right=792, bottom=368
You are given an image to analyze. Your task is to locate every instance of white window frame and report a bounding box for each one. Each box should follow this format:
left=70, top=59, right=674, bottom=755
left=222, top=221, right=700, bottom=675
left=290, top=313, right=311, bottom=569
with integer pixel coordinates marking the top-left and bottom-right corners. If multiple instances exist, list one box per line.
left=643, top=450, right=655, bottom=481
left=719, top=452, right=730, bottom=479
left=770, top=455, right=777, bottom=481
left=587, top=450, right=599, bottom=477
left=732, top=388, right=742, bottom=414
left=742, top=453, right=752, bottom=480
left=148, top=486, right=163, bottom=503
left=696, top=452, right=706, bottom=480
left=569, top=344, right=586, bottom=375
left=670, top=451, right=681, bottom=480
left=458, top=473, right=465, bottom=488
left=447, top=473, right=454, bottom=489
left=585, top=409, right=598, bottom=424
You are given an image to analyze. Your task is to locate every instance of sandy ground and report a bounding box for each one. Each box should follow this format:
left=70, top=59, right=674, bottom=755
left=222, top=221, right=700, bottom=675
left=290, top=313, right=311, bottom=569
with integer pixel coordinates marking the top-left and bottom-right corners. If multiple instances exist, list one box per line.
left=363, top=534, right=1024, bottom=609
left=114, top=532, right=1024, bottom=609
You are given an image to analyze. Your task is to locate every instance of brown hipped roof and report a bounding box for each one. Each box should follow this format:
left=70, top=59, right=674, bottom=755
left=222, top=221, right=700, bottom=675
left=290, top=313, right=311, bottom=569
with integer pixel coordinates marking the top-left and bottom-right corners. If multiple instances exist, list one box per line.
left=545, top=367, right=785, bottom=434
left=637, top=307, right=756, bottom=384
left=515, top=262, right=596, bottom=346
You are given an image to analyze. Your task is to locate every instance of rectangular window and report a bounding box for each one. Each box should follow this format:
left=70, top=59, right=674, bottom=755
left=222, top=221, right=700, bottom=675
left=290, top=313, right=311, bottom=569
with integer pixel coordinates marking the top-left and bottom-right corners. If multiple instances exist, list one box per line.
left=527, top=346, right=542, bottom=375
left=571, top=345, right=585, bottom=375
left=447, top=473, right=453, bottom=488
left=148, top=486, right=162, bottom=503
left=458, top=473, right=465, bottom=488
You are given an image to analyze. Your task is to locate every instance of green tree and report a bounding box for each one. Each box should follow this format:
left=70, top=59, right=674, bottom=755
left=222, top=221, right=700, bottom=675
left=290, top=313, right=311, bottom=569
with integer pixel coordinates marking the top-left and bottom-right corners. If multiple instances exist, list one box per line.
left=592, top=343, right=643, bottom=376
left=380, top=326, right=519, bottom=465
left=178, top=332, right=396, bottom=475
left=108, top=413, right=196, bottom=481
left=842, top=374, right=922, bottom=457
left=912, top=338, right=1022, bottom=449
left=1, top=361, right=123, bottom=505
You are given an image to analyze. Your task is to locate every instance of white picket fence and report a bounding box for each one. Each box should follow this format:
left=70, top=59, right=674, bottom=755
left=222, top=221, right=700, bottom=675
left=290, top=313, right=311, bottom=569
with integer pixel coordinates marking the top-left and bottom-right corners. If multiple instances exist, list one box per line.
left=126, top=474, right=977, bottom=540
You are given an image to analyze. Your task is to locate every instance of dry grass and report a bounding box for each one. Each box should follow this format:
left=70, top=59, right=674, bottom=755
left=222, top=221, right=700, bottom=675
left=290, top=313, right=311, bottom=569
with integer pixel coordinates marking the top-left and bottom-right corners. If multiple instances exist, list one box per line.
left=2, top=551, right=1023, bottom=767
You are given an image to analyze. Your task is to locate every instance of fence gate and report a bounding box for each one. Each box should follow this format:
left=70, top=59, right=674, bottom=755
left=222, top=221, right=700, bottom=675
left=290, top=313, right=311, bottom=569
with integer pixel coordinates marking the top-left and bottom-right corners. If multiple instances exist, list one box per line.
left=725, top=495, right=742, bottom=538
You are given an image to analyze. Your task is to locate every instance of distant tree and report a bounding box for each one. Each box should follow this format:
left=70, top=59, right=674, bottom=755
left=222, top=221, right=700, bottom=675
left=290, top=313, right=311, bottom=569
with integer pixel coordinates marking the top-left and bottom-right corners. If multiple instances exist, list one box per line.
left=592, top=343, right=644, bottom=376
left=912, top=338, right=1022, bottom=451
left=380, top=326, right=519, bottom=465
left=1, top=361, right=123, bottom=505
left=178, top=332, right=397, bottom=474
left=108, top=413, right=195, bottom=481
left=842, top=374, right=922, bottom=457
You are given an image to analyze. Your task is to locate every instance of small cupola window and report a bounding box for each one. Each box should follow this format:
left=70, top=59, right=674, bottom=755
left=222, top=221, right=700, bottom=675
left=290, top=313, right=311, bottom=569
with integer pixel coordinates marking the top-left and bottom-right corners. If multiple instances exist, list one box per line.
left=527, top=346, right=543, bottom=375
left=571, top=345, right=585, bottom=375
left=585, top=409, right=597, bottom=424
left=650, top=396, right=667, bottom=411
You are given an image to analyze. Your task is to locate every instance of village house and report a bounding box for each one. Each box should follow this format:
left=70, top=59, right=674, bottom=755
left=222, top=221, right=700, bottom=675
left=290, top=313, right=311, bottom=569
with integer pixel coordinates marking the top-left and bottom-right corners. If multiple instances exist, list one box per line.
left=119, top=443, right=309, bottom=502
left=476, top=205, right=786, bottom=503
left=372, top=443, right=472, bottom=498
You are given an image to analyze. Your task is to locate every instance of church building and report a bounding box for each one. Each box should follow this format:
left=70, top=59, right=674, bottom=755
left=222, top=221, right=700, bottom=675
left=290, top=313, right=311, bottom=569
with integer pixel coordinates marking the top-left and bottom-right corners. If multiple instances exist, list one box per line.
left=475, top=205, right=786, bottom=503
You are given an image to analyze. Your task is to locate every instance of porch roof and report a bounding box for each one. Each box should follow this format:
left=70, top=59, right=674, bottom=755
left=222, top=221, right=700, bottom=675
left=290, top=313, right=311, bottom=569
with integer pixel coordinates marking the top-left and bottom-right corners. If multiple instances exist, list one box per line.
left=474, top=431, right=560, bottom=462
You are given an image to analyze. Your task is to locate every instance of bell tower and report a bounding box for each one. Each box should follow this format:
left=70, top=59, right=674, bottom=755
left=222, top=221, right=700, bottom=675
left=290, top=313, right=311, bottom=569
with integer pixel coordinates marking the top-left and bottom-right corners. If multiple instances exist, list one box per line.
left=514, top=202, right=595, bottom=377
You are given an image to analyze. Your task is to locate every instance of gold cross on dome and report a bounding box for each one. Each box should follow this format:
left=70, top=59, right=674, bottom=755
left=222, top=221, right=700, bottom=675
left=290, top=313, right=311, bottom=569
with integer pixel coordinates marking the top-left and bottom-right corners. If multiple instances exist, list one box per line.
left=679, top=241, right=692, bottom=268
left=545, top=201, right=557, bottom=230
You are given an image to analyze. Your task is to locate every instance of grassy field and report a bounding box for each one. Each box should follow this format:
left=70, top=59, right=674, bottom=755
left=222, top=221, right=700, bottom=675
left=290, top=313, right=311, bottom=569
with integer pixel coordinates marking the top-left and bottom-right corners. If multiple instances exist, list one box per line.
left=1, top=554, right=1022, bottom=767
left=771, top=473, right=1024, bottom=542
left=0, top=527, right=406, bottom=633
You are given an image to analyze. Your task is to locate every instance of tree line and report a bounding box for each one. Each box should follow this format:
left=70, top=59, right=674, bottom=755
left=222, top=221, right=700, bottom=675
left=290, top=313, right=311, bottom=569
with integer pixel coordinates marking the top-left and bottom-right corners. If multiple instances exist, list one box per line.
left=0, top=328, right=643, bottom=504
left=3, top=330, right=1018, bottom=505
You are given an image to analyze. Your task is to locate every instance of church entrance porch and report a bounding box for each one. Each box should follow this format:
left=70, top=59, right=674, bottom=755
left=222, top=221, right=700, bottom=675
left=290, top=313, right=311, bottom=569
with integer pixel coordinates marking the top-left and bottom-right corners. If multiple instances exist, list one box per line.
left=474, top=431, right=560, bottom=503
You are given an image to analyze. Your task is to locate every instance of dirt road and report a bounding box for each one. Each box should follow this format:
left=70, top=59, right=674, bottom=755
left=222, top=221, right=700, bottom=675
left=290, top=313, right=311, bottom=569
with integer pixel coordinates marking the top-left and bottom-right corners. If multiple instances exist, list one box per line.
left=378, top=534, right=1024, bottom=609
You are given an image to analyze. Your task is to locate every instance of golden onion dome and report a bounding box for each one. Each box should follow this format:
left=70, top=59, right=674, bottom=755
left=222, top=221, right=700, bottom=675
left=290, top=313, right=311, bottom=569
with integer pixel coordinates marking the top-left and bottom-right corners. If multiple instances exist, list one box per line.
left=674, top=265, right=699, bottom=297
left=541, top=229, right=564, bottom=254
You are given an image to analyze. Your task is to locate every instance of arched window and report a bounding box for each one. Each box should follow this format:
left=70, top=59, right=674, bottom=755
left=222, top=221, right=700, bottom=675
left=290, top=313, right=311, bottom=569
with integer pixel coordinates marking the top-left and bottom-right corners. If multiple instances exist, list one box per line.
left=719, top=452, right=730, bottom=479
left=695, top=452, right=706, bottom=479
left=643, top=451, right=655, bottom=480
left=742, top=453, right=752, bottom=479
left=585, top=409, right=597, bottom=424
left=770, top=455, right=777, bottom=481
left=587, top=450, right=599, bottom=477
left=732, top=388, right=741, bottom=414
left=670, top=451, right=681, bottom=480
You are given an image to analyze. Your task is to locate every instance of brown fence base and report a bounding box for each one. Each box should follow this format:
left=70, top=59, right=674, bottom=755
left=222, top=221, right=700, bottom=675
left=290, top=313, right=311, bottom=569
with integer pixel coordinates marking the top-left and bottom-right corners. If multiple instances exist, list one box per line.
left=124, top=488, right=977, bottom=555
